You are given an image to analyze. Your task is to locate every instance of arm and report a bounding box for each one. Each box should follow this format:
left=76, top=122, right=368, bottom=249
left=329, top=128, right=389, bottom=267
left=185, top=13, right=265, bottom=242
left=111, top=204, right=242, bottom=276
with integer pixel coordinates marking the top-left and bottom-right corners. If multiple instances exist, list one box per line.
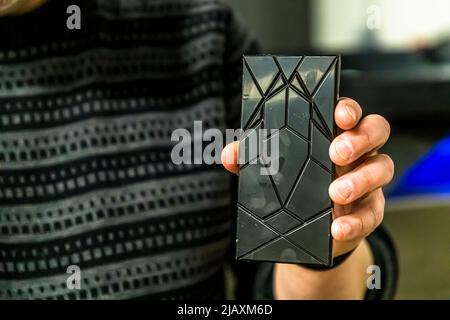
left=274, top=240, right=373, bottom=299
left=222, top=98, right=394, bottom=299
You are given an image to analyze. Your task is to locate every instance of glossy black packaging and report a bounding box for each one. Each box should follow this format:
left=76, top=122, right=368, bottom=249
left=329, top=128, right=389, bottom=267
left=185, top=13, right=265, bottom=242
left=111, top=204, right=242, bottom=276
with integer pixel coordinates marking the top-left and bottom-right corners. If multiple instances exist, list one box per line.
left=236, top=55, right=340, bottom=267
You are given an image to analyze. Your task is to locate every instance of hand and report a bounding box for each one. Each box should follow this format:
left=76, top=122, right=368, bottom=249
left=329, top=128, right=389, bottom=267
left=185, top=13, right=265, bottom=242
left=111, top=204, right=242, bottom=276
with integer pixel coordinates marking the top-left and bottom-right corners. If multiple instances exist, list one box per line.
left=221, top=97, right=394, bottom=257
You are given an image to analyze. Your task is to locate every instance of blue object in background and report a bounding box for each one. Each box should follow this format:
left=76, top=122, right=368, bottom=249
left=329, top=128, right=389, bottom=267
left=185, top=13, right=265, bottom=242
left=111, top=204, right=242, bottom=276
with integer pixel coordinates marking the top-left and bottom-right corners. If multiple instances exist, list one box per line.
left=388, top=136, right=450, bottom=198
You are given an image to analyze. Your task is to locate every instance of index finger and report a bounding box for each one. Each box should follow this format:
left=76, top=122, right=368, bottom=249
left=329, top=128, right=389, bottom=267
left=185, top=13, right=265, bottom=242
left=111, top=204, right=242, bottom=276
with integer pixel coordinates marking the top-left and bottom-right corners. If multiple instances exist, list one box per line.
left=335, top=98, right=363, bottom=130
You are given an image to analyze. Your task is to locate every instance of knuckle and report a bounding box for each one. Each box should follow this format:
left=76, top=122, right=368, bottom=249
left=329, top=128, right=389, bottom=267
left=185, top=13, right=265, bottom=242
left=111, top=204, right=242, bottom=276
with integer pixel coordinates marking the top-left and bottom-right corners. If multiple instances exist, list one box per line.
left=378, top=189, right=386, bottom=208
left=357, top=168, right=374, bottom=192
left=364, top=114, right=391, bottom=137
left=381, top=117, right=391, bottom=136
left=355, top=216, right=365, bottom=235
left=360, top=128, right=372, bottom=148
left=379, top=154, right=395, bottom=181
left=368, top=202, right=380, bottom=233
left=371, top=192, right=385, bottom=229
left=369, top=114, right=391, bottom=136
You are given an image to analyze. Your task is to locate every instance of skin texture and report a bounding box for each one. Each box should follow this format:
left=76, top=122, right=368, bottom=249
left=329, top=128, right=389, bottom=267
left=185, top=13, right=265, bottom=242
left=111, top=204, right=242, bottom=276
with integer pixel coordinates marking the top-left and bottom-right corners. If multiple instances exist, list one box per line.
left=222, top=97, right=394, bottom=299
left=0, top=0, right=46, bottom=16
left=274, top=240, right=373, bottom=299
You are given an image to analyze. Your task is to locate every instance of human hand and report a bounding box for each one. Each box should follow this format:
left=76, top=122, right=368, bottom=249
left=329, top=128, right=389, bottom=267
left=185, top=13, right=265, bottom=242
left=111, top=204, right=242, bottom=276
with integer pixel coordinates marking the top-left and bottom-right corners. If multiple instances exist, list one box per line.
left=221, top=97, right=394, bottom=257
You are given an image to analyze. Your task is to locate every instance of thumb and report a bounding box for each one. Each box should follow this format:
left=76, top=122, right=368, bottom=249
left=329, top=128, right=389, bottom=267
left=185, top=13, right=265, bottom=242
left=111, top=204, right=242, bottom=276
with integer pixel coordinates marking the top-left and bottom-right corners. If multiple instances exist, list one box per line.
left=221, top=141, right=240, bottom=175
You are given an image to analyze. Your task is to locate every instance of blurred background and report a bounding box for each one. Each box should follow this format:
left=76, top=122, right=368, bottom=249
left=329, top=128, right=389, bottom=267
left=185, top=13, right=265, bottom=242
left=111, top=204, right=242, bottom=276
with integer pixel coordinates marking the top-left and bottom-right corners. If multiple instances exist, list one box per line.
left=227, top=0, right=450, bottom=299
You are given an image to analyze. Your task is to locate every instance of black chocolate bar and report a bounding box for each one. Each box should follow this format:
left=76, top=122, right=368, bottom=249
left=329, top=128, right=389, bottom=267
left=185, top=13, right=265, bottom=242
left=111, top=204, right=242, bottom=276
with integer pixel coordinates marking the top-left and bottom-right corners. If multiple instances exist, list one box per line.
left=236, top=55, right=340, bottom=266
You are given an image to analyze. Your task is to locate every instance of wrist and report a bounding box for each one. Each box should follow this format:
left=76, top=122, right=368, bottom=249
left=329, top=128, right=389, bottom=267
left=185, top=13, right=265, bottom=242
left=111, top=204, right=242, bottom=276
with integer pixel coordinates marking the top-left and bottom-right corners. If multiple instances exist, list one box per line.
left=274, top=240, right=373, bottom=299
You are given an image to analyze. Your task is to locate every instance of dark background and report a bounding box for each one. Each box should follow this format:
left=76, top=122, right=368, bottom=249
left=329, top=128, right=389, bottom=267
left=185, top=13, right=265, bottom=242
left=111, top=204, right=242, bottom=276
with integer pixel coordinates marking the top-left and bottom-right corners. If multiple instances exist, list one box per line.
left=228, top=0, right=450, bottom=299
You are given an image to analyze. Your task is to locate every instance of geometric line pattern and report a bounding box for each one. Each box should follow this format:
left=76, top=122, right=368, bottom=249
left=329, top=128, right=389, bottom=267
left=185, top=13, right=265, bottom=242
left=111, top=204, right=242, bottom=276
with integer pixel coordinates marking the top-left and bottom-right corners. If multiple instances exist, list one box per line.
left=237, top=55, right=340, bottom=266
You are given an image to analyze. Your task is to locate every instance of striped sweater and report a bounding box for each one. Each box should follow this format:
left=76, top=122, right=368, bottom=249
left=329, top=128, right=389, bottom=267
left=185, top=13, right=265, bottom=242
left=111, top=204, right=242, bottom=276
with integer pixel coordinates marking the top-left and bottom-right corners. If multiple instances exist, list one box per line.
left=0, top=0, right=255, bottom=299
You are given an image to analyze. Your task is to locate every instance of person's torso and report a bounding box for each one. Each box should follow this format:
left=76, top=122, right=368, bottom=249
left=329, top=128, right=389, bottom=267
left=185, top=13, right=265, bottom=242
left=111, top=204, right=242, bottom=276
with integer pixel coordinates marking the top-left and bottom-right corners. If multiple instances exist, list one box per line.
left=0, top=0, right=235, bottom=299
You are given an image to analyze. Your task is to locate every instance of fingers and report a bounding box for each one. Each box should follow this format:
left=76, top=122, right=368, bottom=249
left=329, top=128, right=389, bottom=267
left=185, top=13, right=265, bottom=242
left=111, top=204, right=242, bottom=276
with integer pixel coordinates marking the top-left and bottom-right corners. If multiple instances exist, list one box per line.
left=330, top=114, right=391, bottom=166
left=331, top=189, right=385, bottom=241
left=221, top=141, right=240, bottom=175
left=335, top=98, right=363, bottom=130
left=329, top=154, right=394, bottom=205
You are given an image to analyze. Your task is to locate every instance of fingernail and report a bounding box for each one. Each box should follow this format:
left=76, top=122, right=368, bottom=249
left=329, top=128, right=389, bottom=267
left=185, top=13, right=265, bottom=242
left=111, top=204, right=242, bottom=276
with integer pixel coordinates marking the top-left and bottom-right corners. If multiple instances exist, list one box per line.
left=345, top=105, right=357, bottom=122
left=335, top=140, right=353, bottom=160
left=339, top=222, right=352, bottom=239
left=332, top=221, right=351, bottom=239
left=333, top=179, right=353, bottom=200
